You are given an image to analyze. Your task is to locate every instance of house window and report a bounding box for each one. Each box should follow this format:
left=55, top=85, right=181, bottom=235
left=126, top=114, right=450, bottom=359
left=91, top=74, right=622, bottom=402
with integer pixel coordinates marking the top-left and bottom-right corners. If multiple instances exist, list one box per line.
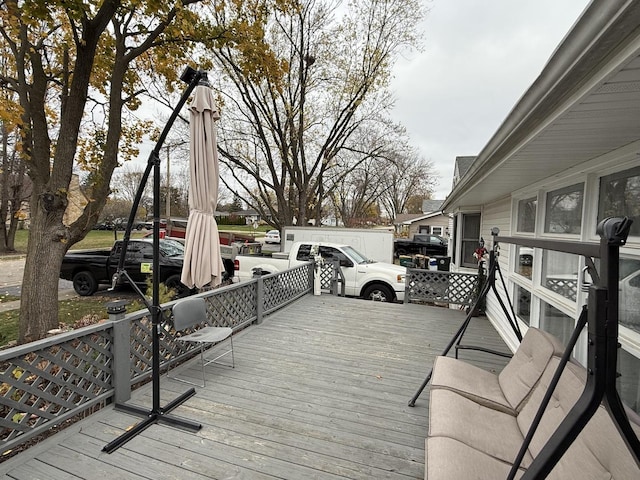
left=514, top=285, right=531, bottom=325
left=461, top=213, right=481, bottom=267
left=618, top=348, right=640, bottom=414
left=541, top=250, right=579, bottom=302
left=539, top=301, right=574, bottom=347
left=598, top=166, right=640, bottom=237
left=619, top=256, right=640, bottom=335
left=517, top=196, right=537, bottom=233
left=431, top=226, right=443, bottom=236
left=544, top=183, right=584, bottom=234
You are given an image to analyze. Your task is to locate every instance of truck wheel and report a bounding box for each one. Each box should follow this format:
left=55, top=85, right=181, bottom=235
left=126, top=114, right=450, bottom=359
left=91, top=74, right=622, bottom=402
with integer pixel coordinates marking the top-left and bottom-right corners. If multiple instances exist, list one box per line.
left=73, top=271, right=98, bottom=296
left=362, top=284, right=395, bottom=303
left=164, top=275, right=190, bottom=298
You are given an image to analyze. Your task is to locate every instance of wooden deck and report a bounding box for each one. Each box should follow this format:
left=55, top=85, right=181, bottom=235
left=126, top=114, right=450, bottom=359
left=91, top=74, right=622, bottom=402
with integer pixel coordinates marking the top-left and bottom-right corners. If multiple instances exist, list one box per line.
left=0, top=295, right=510, bottom=479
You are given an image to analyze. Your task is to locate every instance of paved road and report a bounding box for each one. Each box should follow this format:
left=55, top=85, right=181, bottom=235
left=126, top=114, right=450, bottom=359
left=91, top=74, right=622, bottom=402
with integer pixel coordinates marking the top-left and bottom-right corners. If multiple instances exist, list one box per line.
left=0, top=256, right=73, bottom=297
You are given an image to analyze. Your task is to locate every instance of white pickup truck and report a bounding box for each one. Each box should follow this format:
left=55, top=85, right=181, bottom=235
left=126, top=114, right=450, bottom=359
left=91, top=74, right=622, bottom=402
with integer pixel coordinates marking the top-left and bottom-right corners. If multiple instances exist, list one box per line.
left=234, top=241, right=407, bottom=302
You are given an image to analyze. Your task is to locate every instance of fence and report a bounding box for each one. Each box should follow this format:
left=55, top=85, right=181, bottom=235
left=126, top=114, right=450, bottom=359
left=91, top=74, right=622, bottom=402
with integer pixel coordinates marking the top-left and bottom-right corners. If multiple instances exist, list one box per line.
left=404, top=268, right=479, bottom=306
left=0, top=263, right=312, bottom=454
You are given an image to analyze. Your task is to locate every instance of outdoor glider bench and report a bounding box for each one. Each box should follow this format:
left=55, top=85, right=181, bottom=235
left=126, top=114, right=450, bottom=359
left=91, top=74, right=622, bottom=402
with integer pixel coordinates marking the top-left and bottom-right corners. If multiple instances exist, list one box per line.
left=424, top=326, right=640, bottom=479
left=419, top=218, right=640, bottom=479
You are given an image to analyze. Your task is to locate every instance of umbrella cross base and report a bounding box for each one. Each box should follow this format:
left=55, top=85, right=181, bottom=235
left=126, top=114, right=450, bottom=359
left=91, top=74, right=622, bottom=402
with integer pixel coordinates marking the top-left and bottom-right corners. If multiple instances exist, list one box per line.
left=102, top=388, right=202, bottom=454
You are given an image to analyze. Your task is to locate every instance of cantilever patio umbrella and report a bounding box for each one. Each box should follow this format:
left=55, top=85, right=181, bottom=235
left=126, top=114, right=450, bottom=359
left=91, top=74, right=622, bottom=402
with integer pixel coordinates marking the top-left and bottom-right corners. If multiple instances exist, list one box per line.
left=181, top=81, right=224, bottom=289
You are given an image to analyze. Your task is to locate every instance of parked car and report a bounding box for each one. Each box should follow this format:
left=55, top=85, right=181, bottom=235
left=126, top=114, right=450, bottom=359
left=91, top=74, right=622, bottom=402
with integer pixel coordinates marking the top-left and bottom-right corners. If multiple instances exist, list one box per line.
left=60, top=238, right=192, bottom=297
left=93, top=221, right=114, bottom=230
left=264, top=230, right=281, bottom=244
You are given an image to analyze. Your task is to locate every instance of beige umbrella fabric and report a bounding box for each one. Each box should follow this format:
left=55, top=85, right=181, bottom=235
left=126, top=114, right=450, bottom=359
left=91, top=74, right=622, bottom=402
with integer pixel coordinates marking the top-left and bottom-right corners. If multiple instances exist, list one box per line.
left=181, top=84, right=223, bottom=289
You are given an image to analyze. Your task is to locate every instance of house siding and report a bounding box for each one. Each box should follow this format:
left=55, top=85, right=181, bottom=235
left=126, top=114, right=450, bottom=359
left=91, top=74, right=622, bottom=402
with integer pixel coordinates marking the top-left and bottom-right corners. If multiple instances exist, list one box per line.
left=480, top=197, right=521, bottom=352
left=407, top=214, right=450, bottom=237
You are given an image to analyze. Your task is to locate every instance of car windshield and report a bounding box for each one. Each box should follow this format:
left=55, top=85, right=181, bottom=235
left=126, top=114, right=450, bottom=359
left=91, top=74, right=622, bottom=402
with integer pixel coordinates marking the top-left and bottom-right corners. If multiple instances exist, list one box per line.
left=341, top=246, right=374, bottom=264
left=159, top=239, right=185, bottom=257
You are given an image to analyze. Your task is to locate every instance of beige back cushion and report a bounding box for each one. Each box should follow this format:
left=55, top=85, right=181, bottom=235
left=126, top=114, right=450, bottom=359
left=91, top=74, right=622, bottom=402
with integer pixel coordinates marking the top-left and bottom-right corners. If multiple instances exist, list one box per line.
left=517, top=359, right=640, bottom=479
left=498, top=328, right=565, bottom=411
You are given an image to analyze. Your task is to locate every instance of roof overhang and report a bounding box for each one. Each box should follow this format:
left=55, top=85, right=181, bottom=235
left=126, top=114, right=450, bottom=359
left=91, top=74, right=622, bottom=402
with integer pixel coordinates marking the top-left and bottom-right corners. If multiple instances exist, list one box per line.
left=402, top=211, right=447, bottom=224
left=442, top=1, right=640, bottom=211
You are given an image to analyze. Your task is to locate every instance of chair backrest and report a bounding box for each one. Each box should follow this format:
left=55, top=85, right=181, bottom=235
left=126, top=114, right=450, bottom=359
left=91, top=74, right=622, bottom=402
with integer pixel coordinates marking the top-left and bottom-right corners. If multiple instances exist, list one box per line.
left=172, top=297, right=208, bottom=331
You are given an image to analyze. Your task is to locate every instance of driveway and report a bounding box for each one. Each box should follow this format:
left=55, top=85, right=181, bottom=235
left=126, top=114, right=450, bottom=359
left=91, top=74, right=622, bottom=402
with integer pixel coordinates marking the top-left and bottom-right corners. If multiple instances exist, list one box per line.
left=0, top=256, right=74, bottom=297
left=0, top=256, right=76, bottom=312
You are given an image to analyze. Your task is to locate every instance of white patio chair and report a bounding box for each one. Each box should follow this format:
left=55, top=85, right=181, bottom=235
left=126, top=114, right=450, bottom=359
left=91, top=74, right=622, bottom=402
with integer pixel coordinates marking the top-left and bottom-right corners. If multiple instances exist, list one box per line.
left=167, top=297, right=234, bottom=387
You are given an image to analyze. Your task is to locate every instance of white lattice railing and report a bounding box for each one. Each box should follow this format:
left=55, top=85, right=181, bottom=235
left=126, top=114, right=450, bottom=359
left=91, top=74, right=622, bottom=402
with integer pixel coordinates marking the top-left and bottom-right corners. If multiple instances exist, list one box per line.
left=0, top=262, right=313, bottom=454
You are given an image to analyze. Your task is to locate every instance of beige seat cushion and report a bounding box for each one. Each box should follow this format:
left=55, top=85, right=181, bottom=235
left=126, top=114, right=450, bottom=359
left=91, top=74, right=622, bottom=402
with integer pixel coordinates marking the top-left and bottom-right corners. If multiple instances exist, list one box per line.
left=428, top=388, right=533, bottom=466
left=430, top=328, right=565, bottom=415
left=425, top=437, right=525, bottom=480
left=430, top=355, right=513, bottom=414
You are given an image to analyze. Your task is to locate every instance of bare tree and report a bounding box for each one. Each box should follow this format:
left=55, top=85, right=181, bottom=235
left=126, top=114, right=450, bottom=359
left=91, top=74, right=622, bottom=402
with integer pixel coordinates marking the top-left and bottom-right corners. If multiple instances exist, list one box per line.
left=211, top=0, right=426, bottom=229
left=377, top=147, right=438, bottom=221
left=0, top=119, right=30, bottom=251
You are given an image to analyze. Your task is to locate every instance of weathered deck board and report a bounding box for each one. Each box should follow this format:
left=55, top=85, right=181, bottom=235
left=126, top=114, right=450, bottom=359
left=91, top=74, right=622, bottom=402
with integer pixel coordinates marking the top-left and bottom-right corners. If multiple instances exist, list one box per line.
left=0, top=294, right=509, bottom=480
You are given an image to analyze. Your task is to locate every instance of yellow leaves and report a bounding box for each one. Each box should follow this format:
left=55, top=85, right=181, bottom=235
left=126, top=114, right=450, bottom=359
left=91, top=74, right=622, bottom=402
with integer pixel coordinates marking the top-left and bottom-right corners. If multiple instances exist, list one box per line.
left=0, top=98, right=23, bottom=130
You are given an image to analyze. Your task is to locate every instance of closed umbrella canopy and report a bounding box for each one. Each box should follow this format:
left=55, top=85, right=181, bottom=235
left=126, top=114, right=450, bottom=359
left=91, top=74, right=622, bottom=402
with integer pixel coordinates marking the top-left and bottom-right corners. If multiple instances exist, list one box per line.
left=181, top=84, right=223, bottom=289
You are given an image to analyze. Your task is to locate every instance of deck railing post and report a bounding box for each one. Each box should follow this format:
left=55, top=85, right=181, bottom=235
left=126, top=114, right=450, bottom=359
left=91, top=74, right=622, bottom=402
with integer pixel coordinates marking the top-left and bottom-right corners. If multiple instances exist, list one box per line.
left=309, top=261, right=316, bottom=293
left=107, top=300, right=132, bottom=404
left=404, top=267, right=410, bottom=304
left=255, top=276, right=265, bottom=324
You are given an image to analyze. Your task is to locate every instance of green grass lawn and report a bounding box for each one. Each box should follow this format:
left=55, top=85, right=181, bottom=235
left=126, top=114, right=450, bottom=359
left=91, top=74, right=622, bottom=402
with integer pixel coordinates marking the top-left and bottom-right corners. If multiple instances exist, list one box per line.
left=0, top=295, right=130, bottom=347
left=7, top=229, right=148, bottom=254
left=7, top=225, right=271, bottom=255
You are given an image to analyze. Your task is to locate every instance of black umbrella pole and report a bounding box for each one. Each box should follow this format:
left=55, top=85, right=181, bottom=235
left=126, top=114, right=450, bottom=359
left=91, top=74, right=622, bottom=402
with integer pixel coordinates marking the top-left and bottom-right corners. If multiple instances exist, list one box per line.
left=103, top=68, right=206, bottom=454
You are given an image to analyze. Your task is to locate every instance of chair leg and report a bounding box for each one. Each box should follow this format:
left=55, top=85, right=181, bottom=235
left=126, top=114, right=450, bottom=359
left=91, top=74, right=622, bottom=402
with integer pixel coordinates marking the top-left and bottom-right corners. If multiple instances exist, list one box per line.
left=168, top=336, right=234, bottom=388
left=200, top=344, right=206, bottom=388
left=166, top=342, right=206, bottom=388
left=202, top=335, right=235, bottom=369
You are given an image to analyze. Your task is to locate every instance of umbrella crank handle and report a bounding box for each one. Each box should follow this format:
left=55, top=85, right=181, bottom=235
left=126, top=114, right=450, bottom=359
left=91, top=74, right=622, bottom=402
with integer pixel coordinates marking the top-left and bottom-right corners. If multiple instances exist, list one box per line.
left=109, top=272, right=121, bottom=291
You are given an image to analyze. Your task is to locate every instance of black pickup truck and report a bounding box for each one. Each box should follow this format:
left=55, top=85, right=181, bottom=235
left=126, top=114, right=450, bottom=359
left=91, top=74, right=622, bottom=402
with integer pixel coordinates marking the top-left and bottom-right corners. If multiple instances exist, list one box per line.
left=394, top=234, right=448, bottom=257
left=60, top=239, right=190, bottom=297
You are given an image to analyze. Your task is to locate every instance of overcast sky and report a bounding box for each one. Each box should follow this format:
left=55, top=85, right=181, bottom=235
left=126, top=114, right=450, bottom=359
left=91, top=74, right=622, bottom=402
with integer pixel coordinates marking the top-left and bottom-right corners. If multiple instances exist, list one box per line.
left=390, top=0, right=591, bottom=200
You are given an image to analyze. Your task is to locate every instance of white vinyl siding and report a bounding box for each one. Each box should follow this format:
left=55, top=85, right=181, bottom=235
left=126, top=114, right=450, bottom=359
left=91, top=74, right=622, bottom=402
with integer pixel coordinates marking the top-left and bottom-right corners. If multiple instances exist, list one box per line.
left=482, top=198, right=521, bottom=350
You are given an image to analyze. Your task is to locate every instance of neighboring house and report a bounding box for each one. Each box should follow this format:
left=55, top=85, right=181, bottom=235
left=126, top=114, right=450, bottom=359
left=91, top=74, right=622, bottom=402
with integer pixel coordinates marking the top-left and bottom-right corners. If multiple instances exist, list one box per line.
left=63, top=174, right=89, bottom=227
left=451, top=156, right=476, bottom=189
left=442, top=2, right=640, bottom=414
left=394, top=200, right=449, bottom=238
left=217, top=209, right=261, bottom=224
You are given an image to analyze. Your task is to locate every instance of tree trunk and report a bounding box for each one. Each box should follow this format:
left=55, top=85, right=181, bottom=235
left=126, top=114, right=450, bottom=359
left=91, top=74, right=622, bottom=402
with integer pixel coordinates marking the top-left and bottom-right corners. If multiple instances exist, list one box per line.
left=18, top=193, right=68, bottom=344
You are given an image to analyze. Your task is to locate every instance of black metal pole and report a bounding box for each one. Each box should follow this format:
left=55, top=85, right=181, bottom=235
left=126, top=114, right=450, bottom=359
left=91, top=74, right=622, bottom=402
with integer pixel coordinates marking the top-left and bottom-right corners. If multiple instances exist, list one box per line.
left=103, top=67, right=205, bottom=454
left=152, top=150, right=161, bottom=413
left=520, top=217, right=639, bottom=478
left=407, top=257, right=497, bottom=407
